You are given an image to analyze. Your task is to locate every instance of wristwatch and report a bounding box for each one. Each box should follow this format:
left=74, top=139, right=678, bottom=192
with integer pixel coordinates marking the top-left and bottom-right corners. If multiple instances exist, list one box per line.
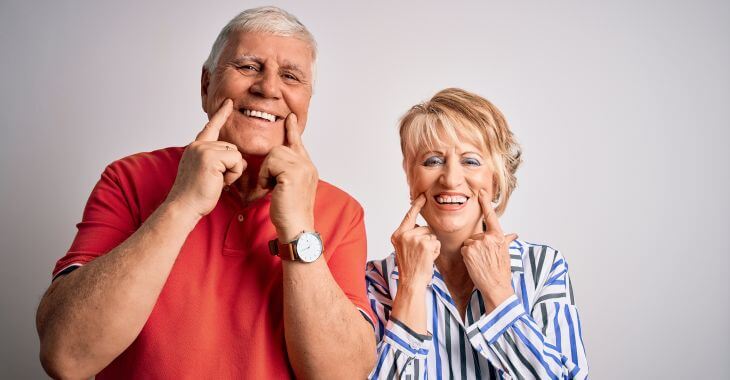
left=269, top=231, right=324, bottom=263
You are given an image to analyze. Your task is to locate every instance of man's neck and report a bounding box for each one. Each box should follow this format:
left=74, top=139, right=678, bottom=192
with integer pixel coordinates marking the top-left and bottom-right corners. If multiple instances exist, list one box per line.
left=234, top=155, right=266, bottom=205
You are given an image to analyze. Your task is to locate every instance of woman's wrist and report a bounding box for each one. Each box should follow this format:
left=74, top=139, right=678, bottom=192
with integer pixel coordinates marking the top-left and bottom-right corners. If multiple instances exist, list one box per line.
left=481, top=286, right=515, bottom=313
left=391, top=283, right=428, bottom=335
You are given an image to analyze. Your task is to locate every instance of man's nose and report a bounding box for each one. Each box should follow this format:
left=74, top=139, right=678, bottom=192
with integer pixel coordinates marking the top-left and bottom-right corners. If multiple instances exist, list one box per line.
left=440, top=161, right=464, bottom=188
left=250, top=70, right=281, bottom=98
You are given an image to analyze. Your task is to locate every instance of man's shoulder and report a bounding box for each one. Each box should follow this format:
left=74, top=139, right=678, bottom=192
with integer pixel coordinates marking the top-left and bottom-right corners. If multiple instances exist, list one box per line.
left=103, top=146, right=184, bottom=178
left=108, top=146, right=185, bottom=170
left=313, top=180, right=365, bottom=228
left=99, top=147, right=184, bottom=194
left=315, top=180, right=362, bottom=208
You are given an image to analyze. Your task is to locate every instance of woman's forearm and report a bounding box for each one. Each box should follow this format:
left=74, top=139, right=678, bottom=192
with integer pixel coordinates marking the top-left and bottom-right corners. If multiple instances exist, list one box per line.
left=390, top=284, right=428, bottom=335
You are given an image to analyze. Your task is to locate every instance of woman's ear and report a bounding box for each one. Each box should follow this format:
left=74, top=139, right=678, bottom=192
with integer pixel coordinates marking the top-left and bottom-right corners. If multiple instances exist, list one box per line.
left=402, top=158, right=411, bottom=185
left=492, top=174, right=500, bottom=202
left=403, top=157, right=416, bottom=201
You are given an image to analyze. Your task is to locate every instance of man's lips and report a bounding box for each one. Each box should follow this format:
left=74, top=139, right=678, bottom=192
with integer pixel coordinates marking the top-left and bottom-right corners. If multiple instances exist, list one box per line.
left=238, top=107, right=284, bottom=123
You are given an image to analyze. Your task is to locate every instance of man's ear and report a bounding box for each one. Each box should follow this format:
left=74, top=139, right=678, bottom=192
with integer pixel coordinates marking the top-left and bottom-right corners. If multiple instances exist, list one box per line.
left=201, top=67, right=210, bottom=113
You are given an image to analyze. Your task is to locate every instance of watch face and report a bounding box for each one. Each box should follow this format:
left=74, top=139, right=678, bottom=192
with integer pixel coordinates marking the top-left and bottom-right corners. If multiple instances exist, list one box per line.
left=296, top=232, right=323, bottom=263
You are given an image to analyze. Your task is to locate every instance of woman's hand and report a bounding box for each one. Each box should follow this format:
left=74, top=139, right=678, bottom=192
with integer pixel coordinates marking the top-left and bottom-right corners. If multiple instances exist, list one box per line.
left=461, top=189, right=518, bottom=312
left=390, top=194, right=441, bottom=290
left=389, top=194, right=440, bottom=335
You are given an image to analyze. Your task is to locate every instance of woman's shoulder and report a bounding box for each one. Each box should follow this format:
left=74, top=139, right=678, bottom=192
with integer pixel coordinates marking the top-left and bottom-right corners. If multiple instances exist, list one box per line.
left=366, top=252, right=397, bottom=280
left=512, top=239, right=576, bottom=296
left=511, top=239, right=563, bottom=258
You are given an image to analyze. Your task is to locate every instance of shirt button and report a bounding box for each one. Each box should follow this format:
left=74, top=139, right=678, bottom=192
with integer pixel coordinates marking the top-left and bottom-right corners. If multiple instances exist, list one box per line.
left=223, top=185, right=230, bottom=191
left=237, top=214, right=244, bottom=222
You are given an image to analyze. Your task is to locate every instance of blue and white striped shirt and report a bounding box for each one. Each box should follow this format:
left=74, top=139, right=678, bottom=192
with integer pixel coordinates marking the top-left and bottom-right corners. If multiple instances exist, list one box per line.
left=366, top=240, right=588, bottom=379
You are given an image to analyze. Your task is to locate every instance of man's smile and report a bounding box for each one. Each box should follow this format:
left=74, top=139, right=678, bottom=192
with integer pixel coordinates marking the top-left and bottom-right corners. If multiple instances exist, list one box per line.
left=239, top=107, right=283, bottom=122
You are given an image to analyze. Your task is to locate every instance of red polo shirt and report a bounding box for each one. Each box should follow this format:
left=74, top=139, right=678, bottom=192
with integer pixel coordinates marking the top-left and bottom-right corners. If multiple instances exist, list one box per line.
left=52, top=147, right=373, bottom=379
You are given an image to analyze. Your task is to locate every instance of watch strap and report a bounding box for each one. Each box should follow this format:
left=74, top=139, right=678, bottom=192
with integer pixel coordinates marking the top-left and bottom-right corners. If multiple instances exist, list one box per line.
left=268, top=238, right=298, bottom=261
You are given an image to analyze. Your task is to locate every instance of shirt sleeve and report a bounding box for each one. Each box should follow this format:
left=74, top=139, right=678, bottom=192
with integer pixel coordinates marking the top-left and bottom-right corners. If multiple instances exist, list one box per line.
left=52, top=163, right=139, bottom=279
left=465, top=251, right=589, bottom=379
left=366, top=259, right=431, bottom=379
left=325, top=201, right=375, bottom=324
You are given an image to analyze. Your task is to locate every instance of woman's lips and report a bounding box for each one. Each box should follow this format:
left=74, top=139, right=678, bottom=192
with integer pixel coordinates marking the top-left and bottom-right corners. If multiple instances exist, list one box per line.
left=432, top=192, right=469, bottom=211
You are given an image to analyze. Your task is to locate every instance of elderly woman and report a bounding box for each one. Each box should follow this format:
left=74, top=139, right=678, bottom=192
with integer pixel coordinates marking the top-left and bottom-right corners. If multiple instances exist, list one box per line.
left=366, top=88, right=588, bottom=379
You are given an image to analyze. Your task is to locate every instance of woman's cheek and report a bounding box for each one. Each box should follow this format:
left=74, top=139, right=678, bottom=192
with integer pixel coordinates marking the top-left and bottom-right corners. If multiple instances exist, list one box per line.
left=466, top=171, right=494, bottom=198
left=407, top=168, right=423, bottom=198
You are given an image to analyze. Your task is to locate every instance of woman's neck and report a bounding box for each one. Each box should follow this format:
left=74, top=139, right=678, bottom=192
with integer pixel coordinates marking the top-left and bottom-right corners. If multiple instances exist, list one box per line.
left=433, top=221, right=482, bottom=261
left=433, top=222, right=483, bottom=299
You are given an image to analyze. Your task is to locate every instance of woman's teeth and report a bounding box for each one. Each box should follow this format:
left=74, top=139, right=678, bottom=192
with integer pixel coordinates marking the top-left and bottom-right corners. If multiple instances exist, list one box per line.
left=242, top=109, right=276, bottom=122
left=435, top=195, right=468, bottom=205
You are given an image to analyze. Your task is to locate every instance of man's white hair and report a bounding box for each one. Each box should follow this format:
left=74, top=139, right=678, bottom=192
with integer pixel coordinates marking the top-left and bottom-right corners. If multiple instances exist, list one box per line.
left=203, top=6, right=317, bottom=79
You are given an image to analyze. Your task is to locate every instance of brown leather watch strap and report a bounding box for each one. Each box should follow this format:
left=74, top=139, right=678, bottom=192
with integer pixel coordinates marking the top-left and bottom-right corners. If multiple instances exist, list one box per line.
left=268, top=238, right=297, bottom=261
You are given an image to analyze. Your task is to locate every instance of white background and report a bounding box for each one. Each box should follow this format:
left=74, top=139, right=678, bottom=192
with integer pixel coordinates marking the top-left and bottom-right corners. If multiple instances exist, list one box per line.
left=1, top=0, right=728, bottom=378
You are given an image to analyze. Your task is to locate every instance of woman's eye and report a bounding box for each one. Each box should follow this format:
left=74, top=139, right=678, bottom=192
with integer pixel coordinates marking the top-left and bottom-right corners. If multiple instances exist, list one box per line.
left=423, top=156, right=444, bottom=167
left=463, top=158, right=481, bottom=167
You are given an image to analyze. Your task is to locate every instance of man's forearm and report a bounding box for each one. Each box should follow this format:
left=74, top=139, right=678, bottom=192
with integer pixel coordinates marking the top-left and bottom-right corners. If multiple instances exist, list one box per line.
left=36, top=201, right=200, bottom=379
left=282, top=259, right=376, bottom=379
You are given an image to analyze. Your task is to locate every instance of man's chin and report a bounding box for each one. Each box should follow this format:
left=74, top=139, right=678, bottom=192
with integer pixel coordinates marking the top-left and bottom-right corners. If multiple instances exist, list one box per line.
left=223, top=136, right=284, bottom=157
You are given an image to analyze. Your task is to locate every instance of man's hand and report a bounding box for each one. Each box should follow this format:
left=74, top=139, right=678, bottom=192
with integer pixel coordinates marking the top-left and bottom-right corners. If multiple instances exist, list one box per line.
left=255, top=113, right=318, bottom=242
left=165, top=99, right=246, bottom=218
left=461, top=189, right=518, bottom=312
left=390, top=194, right=440, bottom=290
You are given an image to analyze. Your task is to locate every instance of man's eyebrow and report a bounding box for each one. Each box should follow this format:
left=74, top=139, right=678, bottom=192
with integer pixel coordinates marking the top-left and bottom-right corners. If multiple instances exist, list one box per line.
left=230, top=55, right=262, bottom=64
left=280, top=60, right=308, bottom=78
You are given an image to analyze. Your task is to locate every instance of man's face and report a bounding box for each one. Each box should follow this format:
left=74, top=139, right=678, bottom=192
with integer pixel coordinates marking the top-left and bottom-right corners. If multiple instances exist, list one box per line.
left=201, top=31, right=313, bottom=156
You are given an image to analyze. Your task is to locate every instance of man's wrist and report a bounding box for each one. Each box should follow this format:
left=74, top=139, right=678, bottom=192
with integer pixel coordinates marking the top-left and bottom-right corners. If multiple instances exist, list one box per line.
left=159, top=199, right=203, bottom=230
left=276, top=221, right=315, bottom=242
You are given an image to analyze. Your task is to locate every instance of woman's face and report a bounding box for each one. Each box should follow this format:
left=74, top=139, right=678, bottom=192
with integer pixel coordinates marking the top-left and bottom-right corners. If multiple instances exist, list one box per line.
left=407, top=138, right=495, bottom=236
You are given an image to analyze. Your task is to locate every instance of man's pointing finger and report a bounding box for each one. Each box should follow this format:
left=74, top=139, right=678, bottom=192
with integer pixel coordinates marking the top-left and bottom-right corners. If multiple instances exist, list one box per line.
left=196, top=99, right=233, bottom=142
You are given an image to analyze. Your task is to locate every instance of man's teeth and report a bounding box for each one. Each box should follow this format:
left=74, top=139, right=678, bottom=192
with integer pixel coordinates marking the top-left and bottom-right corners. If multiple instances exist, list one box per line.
left=243, top=109, right=276, bottom=122
left=435, top=195, right=468, bottom=204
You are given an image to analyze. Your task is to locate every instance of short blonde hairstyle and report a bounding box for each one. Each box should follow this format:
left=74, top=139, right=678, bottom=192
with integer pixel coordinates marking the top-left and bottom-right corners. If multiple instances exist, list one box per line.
left=399, top=88, right=522, bottom=216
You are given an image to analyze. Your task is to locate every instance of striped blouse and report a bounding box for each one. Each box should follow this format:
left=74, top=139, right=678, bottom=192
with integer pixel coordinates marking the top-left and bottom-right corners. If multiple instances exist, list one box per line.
left=366, top=240, right=588, bottom=379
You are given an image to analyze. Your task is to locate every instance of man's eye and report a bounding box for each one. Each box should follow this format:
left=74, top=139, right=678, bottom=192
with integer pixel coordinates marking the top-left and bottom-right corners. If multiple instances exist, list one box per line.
left=282, top=73, right=299, bottom=82
left=423, top=156, right=444, bottom=167
left=463, top=158, right=481, bottom=167
left=238, top=64, right=259, bottom=72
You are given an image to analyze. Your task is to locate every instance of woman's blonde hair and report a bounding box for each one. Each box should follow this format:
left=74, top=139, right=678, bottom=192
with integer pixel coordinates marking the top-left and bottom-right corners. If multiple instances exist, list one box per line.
left=399, top=88, right=522, bottom=216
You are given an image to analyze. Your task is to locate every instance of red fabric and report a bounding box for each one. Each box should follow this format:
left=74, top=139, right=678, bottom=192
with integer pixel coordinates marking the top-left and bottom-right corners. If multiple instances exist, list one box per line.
left=53, top=147, right=373, bottom=379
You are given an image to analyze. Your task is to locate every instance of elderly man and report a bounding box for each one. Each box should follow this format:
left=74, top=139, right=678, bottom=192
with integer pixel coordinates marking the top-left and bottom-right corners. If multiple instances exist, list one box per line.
left=36, top=7, right=375, bottom=379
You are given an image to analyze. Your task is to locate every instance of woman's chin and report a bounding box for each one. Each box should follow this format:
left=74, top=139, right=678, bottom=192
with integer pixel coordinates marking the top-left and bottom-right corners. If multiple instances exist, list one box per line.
left=427, top=220, right=478, bottom=236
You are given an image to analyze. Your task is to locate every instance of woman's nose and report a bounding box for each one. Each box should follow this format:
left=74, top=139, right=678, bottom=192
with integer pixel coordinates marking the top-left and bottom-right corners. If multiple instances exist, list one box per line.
left=439, top=161, right=464, bottom=188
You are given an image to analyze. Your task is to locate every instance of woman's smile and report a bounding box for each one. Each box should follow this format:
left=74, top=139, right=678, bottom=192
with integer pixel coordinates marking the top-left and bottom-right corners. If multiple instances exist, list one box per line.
left=409, top=141, right=493, bottom=234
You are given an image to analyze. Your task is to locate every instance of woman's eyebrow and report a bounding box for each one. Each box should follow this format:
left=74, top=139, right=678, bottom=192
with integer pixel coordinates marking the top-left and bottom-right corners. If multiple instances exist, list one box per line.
left=417, top=150, right=445, bottom=159
left=461, top=151, right=484, bottom=156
